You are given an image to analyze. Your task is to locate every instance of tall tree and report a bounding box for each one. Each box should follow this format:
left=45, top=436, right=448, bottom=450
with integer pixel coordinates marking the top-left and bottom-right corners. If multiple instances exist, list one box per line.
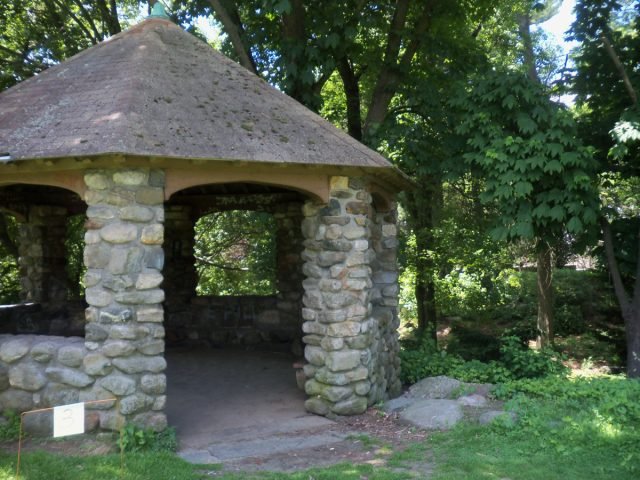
left=451, top=70, right=600, bottom=348
left=517, top=0, right=561, bottom=348
left=571, top=0, right=640, bottom=376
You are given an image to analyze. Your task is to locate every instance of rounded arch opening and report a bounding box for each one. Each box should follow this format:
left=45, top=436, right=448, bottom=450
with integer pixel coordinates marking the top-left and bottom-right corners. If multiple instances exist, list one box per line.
left=163, top=182, right=308, bottom=349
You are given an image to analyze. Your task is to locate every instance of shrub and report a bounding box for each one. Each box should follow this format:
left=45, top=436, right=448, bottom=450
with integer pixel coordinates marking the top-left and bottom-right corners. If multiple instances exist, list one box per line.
left=119, top=424, right=177, bottom=453
left=0, top=411, right=21, bottom=441
left=399, top=337, right=466, bottom=384
left=400, top=334, right=567, bottom=385
left=499, top=335, right=568, bottom=379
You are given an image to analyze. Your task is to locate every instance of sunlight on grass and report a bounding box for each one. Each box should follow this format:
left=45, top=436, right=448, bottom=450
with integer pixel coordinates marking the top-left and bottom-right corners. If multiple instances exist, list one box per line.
left=428, top=374, right=640, bottom=480
left=591, top=413, right=623, bottom=439
left=0, top=465, right=15, bottom=480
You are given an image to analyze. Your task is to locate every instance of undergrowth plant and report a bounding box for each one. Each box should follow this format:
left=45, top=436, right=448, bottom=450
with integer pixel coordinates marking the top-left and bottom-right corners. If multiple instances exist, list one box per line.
left=119, top=424, right=177, bottom=453
left=400, top=334, right=567, bottom=384
left=0, top=411, right=21, bottom=441
left=490, top=375, right=640, bottom=474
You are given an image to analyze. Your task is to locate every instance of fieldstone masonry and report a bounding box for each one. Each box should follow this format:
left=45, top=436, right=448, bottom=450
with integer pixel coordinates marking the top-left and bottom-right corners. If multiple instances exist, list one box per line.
left=273, top=202, right=305, bottom=353
left=2, top=206, right=86, bottom=337
left=300, top=176, right=401, bottom=416
left=18, top=206, right=69, bottom=305
left=370, top=202, right=403, bottom=399
left=163, top=204, right=198, bottom=343
left=81, top=168, right=167, bottom=431
left=0, top=335, right=99, bottom=433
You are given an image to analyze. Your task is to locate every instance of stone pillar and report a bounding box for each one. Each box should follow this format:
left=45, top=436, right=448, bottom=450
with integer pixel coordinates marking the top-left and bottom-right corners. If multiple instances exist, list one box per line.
left=163, top=205, right=197, bottom=342
left=82, top=169, right=167, bottom=432
left=370, top=202, right=402, bottom=400
left=300, top=177, right=375, bottom=416
left=17, top=206, right=69, bottom=305
left=274, top=201, right=305, bottom=353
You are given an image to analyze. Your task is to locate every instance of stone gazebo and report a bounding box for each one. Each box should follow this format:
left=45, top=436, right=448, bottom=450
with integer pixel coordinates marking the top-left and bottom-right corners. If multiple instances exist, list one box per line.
left=0, top=12, right=409, bottom=431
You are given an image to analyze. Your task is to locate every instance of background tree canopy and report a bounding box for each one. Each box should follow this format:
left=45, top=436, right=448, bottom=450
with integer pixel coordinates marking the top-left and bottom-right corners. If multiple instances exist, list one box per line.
left=194, top=211, right=277, bottom=296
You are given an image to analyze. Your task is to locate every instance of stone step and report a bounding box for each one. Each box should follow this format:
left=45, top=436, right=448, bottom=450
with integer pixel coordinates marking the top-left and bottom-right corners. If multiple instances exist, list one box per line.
left=206, top=430, right=348, bottom=461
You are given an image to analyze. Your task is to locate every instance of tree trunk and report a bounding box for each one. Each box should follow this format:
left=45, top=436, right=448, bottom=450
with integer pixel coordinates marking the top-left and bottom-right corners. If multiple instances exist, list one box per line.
left=414, top=233, right=438, bottom=342
left=536, top=243, right=553, bottom=348
left=336, top=56, right=363, bottom=141
left=602, top=219, right=640, bottom=377
left=517, top=12, right=539, bottom=84
left=404, top=177, right=442, bottom=343
left=627, top=311, right=640, bottom=378
left=363, top=1, right=435, bottom=136
left=208, top=0, right=258, bottom=75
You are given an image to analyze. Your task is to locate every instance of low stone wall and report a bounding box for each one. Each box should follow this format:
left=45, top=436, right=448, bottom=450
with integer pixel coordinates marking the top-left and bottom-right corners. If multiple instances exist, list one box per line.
left=165, top=295, right=299, bottom=349
left=0, top=333, right=166, bottom=432
left=0, top=302, right=86, bottom=337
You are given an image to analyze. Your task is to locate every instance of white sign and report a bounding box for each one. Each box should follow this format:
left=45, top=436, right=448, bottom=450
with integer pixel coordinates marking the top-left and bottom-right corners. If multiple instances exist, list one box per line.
left=53, top=402, right=85, bottom=438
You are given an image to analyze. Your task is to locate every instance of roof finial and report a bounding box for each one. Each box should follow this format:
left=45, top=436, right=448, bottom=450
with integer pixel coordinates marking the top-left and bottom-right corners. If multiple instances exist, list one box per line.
left=149, top=1, right=170, bottom=19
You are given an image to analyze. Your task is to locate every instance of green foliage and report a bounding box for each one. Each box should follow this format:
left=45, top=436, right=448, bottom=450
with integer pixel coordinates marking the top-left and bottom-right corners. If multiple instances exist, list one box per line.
left=65, top=215, right=86, bottom=299
left=451, top=71, right=600, bottom=245
left=499, top=335, right=568, bottom=378
left=597, top=173, right=639, bottom=284
left=487, top=375, right=640, bottom=475
left=436, top=268, right=620, bottom=347
left=195, top=211, right=277, bottom=296
left=0, top=256, right=19, bottom=305
left=0, top=213, right=19, bottom=305
left=0, top=411, right=21, bottom=441
left=0, top=0, right=140, bottom=90
left=571, top=0, right=640, bottom=176
left=0, top=449, right=419, bottom=480
left=118, top=424, right=177, bottom=453
left=399, top=334, right=566, bottom=385
left=500, top=269, right=600, bottom=339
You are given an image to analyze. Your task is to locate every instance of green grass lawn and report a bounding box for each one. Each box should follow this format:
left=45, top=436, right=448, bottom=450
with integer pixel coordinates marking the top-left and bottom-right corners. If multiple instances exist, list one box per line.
left=0, top=452, right=413, bottom=480
left=0, top=451, right=203, bottom=480
left=426, top=421, right=638, bottom=480
left=424, top=374, right=640, bottom=480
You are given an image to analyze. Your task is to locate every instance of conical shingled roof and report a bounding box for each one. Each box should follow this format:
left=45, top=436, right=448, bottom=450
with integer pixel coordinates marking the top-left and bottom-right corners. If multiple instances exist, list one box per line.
left=0, top=17, right=401, bottom=178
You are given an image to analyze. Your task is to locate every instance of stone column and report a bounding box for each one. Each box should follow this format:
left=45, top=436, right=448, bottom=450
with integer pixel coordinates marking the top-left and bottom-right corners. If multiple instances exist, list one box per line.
left=274, top=201, right=305, bottom=353
left=370, top=203, right=402, bottom=400
left=18, top=206, right=69, bottom=305
left=300, top=177, right=374, bottom=416
left=163, top=205, right=198, bottom=342
left=82, top=169, right=167, bottom=432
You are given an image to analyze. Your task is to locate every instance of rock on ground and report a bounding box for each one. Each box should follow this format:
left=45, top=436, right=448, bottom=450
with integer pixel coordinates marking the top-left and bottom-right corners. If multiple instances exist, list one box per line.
left=400, top=399, right=464, bottom=430
left=384, top=376, right=516, bottom=431
left=408, top=376, right=463, bottom=399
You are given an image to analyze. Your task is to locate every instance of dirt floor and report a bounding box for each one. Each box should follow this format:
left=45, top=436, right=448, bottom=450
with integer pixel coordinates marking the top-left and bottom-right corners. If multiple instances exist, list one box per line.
left=165, top=347, right=428, bottom=472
